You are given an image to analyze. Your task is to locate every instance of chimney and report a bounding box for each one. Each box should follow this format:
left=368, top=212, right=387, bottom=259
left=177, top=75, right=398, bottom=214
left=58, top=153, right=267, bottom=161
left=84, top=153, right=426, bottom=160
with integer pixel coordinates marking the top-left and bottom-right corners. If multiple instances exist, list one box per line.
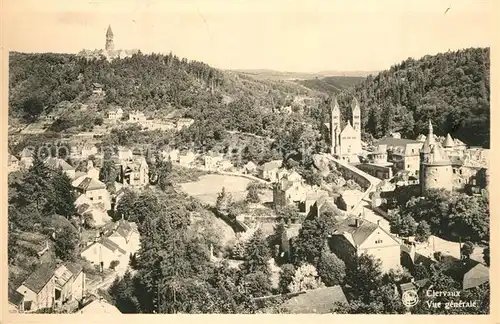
left=355, top=218, right=360, bottom=228
left=411, top=278, right=415, bottom=283
left=377, top=220, right=381, bottom=226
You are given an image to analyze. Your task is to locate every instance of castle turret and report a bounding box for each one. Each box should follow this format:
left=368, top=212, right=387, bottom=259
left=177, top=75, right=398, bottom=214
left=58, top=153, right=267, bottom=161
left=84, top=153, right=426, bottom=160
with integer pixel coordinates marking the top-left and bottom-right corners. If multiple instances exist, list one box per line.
left=420, top=120, right=453, bottom=195
left=105, top=25, right=114, bottom=52
left=443, top=133, right=455, bottom=148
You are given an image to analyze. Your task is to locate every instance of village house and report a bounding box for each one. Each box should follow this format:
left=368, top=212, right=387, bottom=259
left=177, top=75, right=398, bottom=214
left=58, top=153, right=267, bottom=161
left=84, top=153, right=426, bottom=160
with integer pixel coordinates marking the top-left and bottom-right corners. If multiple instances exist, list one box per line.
left=20, top=147, right=34, bottom=169
left=273, top=179, right=308, bottom=210
left=259, top=160, right=283, bottom=182
left=45, top=157, right=76, bottom=179
left=176, top=118, right=195, bottom=130
left=53, top=264, right=74, bottom=307
left=106, top=220, right=141, bottom=264
left=16, top=263, right=56, bottom=312
left=75, top=194, right=112, bottom=227
left=374, top=137, right=424, bottom=176
left=92, top=83, right=105, bottom=96
left=336, top=189, right=363, bottom=213
left=204, top=152, right=224, bottom=171
left=329, top=217, right=401, bottom=273
left=65, top=263, right=85, bottom=302
left=243, top=161, right=257, bottom=174
left=73, top=176, right=112, bottom=210
left=8, top=153, right=20, bottom=173
left=81, top=144, right=99, bottom=159
left=119, top=156, right=149, bottom=188
left=107, top=107, right=124, bottom=121
left=128, top=111, right=147, bottom=124
left=8, top=286, right=25, bottom=313
left=80, top=236, right=127, bottom=271
left=178, top=150, right=196, bottom=167
left=444, top=258, right=489, bottom=290
left=79, top=298, right=122, bottom=314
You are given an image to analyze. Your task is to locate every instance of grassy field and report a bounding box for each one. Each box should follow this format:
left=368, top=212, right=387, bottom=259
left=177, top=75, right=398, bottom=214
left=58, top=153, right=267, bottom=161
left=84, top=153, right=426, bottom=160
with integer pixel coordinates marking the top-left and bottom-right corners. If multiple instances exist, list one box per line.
left=179, top=174, right=253, bottom=206
left=180, top=174, right=273, bottom=206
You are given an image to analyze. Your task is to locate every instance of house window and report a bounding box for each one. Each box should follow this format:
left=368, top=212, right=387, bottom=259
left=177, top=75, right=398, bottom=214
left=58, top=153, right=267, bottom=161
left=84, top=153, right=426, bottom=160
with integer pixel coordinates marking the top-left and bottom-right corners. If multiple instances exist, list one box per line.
left=375, top=239, right=383, bottom=244
left=89, top=197, right=94, bottom=201
left=98, top=196, right=102, bottom=200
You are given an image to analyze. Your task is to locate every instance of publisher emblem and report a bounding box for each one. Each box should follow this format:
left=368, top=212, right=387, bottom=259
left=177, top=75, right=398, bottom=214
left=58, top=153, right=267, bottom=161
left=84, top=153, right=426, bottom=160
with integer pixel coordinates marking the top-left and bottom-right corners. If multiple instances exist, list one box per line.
left=402, top=290, right=419, bottom=308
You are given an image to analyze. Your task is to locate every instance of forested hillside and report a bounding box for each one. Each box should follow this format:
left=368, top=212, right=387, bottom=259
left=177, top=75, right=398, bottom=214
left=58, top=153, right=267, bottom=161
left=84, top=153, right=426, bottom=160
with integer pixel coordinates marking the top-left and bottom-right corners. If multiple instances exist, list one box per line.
left=327, top=48, right=490, bottom=147
left=298, top=76, right=365, bottom=94
left=9, top=51, right=319, bottom=125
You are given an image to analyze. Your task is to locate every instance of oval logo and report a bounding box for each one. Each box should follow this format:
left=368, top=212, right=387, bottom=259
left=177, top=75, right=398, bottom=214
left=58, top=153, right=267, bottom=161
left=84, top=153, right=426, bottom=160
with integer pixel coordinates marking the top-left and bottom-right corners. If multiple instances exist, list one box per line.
left=402, top=290, right=419, bottom=308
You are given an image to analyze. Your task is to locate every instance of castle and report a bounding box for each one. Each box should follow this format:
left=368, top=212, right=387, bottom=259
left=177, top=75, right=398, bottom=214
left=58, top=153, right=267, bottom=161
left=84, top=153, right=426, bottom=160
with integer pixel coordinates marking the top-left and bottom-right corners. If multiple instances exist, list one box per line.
left=78, top=25, right=139, bottom=61
left=330, top=97, right=362, bottom=163
left=419, top=120, right=453, bottom=194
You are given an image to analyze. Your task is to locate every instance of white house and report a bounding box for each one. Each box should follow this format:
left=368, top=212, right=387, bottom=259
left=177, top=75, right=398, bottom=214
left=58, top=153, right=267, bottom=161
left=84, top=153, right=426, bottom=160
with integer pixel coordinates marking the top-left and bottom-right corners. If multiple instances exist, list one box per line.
left=80, top=237, right=127, bottom=271
left=260, top=160, right=283, bottom=182
left=73, top=176, right=112, bottom=210
left=108, top=108, right=124, bottom=121
left=81, top=144, right=99, bottom=159
left=16, top=264, right=56, bottom=312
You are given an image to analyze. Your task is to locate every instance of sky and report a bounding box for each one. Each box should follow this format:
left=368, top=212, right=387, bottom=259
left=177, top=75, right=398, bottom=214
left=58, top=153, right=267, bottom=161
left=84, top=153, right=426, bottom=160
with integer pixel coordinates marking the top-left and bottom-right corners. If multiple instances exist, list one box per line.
left=4, top=0, right=494, bottom=72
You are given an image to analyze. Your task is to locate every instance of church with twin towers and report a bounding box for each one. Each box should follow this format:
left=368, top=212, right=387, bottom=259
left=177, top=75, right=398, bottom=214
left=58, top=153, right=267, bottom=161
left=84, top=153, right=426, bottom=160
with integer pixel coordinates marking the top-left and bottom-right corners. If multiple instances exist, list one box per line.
left=329, top=97, right=363, bottom=163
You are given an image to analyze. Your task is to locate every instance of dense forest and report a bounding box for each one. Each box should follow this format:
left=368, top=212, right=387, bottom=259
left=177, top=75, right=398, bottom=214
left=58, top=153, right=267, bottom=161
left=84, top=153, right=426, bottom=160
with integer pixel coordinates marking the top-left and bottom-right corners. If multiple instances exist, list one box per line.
left=324, top=48, right=490, bottom=147
left=8, top=51, right=319, bottom=124
left=298, top=76, right=365, bottom=94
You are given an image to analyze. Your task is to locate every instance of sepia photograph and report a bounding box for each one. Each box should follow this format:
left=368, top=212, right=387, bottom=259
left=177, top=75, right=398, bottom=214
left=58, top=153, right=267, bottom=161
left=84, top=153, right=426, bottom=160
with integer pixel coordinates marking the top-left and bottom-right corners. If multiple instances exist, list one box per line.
left=2, top=0, right=494, bottom=317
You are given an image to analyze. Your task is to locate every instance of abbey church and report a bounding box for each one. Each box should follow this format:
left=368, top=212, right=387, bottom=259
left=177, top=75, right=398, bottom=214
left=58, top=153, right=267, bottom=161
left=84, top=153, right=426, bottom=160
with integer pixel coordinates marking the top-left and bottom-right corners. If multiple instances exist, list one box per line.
left=78, top=25, right=139, bottom=61
left=329, top=97, right=363, bottom=163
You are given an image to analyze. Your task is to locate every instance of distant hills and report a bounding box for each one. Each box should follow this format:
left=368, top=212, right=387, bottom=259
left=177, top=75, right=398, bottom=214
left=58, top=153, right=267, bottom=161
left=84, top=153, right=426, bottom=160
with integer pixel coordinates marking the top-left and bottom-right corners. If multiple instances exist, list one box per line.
left=229, top=69, right=377, bottom=81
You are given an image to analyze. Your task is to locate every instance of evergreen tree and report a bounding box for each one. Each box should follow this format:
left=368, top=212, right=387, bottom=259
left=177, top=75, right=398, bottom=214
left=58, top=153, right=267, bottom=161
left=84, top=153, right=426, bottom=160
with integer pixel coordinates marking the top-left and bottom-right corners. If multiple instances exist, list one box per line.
left=242, top=229, right=271, bottom=276
left=317, top=248, right=346, bottom=286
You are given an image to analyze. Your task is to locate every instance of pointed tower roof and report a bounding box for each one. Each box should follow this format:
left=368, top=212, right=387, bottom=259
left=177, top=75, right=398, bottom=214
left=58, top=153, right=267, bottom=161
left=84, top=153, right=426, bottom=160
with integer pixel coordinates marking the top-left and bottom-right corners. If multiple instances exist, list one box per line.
left=351, top=97, right=360, bottom=113
left=443, top=133, right=454, bottom=148
left=106, top=25, right=114, bottom=37
left=429, top=144, right=450, bottom=165
left=331, top=97, right=340, bottom=113
left=422, top=120, right=435, bottom=153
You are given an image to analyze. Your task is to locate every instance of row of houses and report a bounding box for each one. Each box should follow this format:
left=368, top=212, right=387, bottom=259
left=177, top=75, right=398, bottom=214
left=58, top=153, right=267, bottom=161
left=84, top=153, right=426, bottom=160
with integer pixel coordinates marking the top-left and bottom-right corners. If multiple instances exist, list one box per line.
left=107, top=108, right=195, bottom=132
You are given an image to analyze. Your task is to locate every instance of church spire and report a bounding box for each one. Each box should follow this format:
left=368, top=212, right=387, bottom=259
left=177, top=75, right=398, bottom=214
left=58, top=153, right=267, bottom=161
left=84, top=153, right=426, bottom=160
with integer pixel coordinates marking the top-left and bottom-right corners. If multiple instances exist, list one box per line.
left=106, top=25, right=114, bottom=37
left=105, top=25, right=114, bottom=52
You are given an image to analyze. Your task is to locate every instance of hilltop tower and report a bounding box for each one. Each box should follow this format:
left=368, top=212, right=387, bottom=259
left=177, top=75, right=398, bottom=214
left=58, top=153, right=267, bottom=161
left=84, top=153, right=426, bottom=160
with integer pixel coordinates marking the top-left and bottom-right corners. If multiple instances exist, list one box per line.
left=330, top=97, right=341, bottom=155
left=105, top=25, right=114, bottom=52
left=419, top=120, right=453, bottom=195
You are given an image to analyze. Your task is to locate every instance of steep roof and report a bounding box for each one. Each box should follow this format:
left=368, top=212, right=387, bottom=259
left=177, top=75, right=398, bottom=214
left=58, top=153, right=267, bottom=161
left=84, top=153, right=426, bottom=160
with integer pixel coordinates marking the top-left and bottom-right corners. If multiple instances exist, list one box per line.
left=281, top=286, right=348, bottom=314
left=45, top=157, right=75, bottom=171
left=100, top=237, right=126, bottom=254
left=261, top=160, right=283, bottom=171
left=375, top=137, right=422, bottom=147
left=333, top=217, right=380, bottom=247
left=21, top=263, right=56, bottom=294
left=54, top=265, right=74, bottom=288
left=77, top=177, right=107, bottom=191
left=8, top=153, right=19, bottom=163
left=64, top=262, right=83, bottom=277
left=79, top=299, right=121, bottom=314
left=443, top=133, right=455, bottom=148
left=445, top=258, right=489, bottom=290
left=8, top=285, right=24, bottom=306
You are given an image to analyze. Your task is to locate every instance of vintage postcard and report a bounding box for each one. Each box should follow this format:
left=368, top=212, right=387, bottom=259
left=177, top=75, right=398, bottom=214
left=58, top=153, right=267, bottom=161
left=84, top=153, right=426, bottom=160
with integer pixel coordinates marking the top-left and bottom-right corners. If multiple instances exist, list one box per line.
left=1, top=0, right=497, bottom=322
